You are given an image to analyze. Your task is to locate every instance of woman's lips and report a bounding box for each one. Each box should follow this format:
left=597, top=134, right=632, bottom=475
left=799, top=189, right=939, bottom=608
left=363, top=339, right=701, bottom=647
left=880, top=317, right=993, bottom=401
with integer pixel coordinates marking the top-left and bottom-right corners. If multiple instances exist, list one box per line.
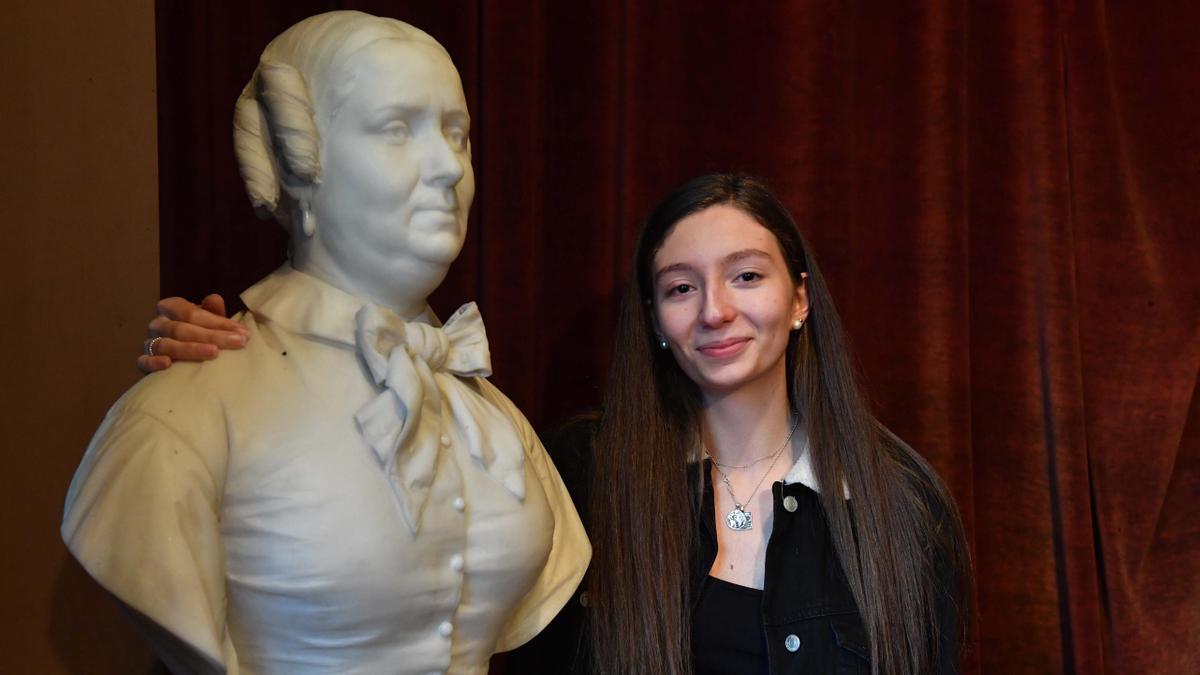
left=696, top=337, right=749, bottom=358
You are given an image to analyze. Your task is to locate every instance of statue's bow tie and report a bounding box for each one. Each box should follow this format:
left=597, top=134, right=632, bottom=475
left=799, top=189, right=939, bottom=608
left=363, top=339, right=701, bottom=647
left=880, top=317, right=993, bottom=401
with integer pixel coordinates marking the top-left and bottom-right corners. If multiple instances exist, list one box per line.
left=353, top=302, right=525, bottom=534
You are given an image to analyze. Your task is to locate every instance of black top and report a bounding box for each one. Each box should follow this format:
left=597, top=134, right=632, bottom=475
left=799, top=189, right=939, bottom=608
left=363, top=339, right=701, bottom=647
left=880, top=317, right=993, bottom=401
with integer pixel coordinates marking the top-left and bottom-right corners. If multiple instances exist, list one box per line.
left=693, top=576, right=770, bottom=675
left=504, top=419, right=959, bottom=674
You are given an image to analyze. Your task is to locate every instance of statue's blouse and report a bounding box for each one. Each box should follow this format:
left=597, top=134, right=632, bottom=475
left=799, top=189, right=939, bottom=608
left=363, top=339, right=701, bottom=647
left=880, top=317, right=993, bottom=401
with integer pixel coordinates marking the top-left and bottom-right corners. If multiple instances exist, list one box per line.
left=62, top=266, right=590, bottom=675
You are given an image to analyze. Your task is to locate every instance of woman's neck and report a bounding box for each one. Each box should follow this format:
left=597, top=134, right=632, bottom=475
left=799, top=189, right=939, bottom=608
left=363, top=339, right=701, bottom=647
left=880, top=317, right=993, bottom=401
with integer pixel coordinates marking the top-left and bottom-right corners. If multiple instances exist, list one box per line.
left=700, top=372, right=795, bottom=467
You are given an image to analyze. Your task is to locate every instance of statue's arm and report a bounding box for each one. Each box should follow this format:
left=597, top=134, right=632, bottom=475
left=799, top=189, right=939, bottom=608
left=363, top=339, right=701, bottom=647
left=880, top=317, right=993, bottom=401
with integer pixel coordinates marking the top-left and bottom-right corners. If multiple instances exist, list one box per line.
left=121, top=602, right=238, bottom=675
left=479, top=382, right=592, bottom=654
left=63, top=397, right=235, bottom=673
left=138, top=294, right=248, bottom=374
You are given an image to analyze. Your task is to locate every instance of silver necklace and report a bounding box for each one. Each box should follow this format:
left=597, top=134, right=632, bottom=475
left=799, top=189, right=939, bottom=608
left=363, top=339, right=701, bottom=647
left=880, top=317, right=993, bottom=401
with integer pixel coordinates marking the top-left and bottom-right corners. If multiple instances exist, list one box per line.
left=712, top=450, right=779, bottom=471
left=712, top=415, right=799, bottom=532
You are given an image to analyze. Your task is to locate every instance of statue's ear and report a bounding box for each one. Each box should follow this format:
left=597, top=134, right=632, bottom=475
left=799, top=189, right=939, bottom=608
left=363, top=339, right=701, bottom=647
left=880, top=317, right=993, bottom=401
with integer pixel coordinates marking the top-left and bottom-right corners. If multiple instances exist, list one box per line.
left=292, top=195, right=317, bottom=239
left=278, top=171, right=317, bottom=211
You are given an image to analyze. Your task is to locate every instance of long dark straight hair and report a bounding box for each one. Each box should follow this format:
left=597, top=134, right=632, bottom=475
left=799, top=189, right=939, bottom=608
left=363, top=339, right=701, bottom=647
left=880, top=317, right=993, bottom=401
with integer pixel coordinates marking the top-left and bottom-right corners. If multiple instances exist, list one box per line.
left=588, top=173, right=971, bottom=674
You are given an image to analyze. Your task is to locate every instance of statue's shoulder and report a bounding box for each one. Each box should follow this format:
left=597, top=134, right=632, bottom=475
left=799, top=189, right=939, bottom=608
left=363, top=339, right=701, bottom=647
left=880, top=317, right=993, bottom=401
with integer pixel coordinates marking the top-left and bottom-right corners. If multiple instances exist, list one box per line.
left=469, top=376, right=533, bottom=429
left=121, top=364, right=218, bottom=413
left=108, top=311, right=278, bottom=441
left=95, top=362, right=233, bottom=465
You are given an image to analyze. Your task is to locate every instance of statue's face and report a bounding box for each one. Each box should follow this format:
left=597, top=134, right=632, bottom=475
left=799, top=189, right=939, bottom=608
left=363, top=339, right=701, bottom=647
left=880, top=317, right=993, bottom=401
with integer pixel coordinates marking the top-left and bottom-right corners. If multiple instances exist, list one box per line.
left=308, top=39, right=474, bottom=288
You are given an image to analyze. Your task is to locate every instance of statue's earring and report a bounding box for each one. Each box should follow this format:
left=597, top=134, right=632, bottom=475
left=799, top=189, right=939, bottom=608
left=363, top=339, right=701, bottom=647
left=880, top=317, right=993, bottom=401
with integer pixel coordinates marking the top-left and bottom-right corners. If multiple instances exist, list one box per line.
left=299, top=200, right=316, bottom=237
left=792, top=318, right=804, bottom=331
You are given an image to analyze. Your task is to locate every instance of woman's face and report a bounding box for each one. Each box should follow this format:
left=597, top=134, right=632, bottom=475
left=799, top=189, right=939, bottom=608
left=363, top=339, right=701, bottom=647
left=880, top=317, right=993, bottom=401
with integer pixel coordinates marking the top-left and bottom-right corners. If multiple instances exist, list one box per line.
left=651, top=204, right=807, bottom=401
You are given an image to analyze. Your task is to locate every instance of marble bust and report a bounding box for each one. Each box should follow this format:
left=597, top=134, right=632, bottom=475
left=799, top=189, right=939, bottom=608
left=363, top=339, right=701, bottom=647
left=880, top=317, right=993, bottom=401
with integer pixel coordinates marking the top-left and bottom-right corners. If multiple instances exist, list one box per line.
left=62, top=11, right=589, bottom=675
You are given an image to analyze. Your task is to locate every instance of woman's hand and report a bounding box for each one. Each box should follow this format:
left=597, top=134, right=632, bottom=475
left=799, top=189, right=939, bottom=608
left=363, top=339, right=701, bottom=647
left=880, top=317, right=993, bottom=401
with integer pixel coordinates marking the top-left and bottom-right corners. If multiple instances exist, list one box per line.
left=138, top=294, right=249, bottom=374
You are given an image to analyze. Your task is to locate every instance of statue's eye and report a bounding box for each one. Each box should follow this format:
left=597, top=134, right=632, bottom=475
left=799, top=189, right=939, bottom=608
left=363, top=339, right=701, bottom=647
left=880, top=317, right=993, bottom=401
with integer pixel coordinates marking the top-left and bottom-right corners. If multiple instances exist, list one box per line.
left=382, top=121, right=411, bottom=142
left=445, top=126, right=468, bottom=151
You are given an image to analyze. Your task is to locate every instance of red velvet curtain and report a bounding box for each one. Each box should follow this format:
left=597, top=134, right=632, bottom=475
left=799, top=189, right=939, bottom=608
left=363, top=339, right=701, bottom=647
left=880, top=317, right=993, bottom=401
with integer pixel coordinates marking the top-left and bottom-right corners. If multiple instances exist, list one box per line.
left=156, top=2, right=1199, bottom=672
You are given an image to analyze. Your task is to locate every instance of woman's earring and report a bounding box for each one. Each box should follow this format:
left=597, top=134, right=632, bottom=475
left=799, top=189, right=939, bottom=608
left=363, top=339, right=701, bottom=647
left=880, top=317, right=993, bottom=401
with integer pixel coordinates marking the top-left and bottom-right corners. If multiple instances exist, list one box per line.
left=792, top=318, right=804, bottom=331
left=658, top=337, right=669, bottom=350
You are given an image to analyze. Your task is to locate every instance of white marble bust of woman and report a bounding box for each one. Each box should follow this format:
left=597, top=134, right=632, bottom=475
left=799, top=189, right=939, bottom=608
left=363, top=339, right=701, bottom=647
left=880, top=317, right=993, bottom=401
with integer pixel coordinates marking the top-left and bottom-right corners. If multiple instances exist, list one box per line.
left=62, top=11, right=589, bottom=675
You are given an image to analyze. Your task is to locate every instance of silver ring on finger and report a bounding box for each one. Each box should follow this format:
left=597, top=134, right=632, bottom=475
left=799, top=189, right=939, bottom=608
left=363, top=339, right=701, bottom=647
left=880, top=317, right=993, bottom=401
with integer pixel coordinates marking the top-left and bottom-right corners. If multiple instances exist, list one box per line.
left=144, top=336, right=164, bottom=357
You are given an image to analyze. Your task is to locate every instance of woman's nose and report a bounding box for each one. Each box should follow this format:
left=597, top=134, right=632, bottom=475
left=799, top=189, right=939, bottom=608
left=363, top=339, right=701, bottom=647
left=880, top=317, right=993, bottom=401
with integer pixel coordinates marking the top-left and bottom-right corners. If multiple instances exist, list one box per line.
left=700, top=285, right=735, bottom=327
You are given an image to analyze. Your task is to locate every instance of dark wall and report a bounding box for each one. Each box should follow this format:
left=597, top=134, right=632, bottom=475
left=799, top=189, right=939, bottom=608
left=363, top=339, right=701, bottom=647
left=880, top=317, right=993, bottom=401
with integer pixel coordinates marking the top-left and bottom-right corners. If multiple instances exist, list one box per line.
left=3, top=1, right=161, bottom=673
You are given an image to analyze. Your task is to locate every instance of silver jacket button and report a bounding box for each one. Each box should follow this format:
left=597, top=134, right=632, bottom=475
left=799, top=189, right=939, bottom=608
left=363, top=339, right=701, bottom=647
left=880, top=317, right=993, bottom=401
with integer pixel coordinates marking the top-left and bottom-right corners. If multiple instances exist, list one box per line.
left=784, top=633, right=801, bottom=652
left=783, top=495, right=799, bottom=512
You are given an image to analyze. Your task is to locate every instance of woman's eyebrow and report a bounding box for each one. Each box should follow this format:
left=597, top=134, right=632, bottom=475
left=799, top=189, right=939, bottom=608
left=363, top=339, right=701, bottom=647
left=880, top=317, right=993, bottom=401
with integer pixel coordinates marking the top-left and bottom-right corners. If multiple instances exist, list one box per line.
left=654, top=249, right=772, bottom=281
left=723, top=248, right=772, bottom=265
left=654, top=262, right=694, bottom=281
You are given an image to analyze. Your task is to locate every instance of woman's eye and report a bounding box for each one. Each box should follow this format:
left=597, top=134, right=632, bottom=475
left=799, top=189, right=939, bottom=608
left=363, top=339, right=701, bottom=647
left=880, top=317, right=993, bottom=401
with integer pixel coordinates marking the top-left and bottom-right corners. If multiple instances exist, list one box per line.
left=736, top=271, right=761, bottom=283
left=666, top=283, right=693, bottom=297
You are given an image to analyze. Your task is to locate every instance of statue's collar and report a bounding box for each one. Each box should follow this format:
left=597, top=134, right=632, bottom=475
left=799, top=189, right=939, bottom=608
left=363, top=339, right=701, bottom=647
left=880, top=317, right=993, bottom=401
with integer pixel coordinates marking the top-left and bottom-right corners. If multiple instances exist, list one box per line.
left=240, top=264, right=439, bottom=347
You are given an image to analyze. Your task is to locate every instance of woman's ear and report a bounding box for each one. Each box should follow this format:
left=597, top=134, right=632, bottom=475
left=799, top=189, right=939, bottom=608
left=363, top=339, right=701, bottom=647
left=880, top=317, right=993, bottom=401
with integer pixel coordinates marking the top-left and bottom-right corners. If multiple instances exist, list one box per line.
left=792, top=272, right=810, bottom=324
left=647, top=300, right=669, bottom=350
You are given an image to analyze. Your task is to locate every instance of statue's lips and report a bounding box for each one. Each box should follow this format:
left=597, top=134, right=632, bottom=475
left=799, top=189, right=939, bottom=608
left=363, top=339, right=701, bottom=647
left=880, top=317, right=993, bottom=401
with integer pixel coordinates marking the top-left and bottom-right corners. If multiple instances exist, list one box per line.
left=410, top=208, right=459, bottom=231
left=412, top=203, right=457, bottom=215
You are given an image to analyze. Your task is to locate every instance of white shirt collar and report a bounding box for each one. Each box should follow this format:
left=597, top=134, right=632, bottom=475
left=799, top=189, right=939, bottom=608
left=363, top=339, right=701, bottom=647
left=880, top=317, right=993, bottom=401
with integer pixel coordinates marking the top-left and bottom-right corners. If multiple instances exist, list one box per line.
left=701, top=427, right=830, bottom=495
left=240, top=264, right=439, bottom=346
left=781, top=429, right=819, bottom=490
left=780, top=428, right=851, bottom=499
left=782, top=427, right=849, bottom=497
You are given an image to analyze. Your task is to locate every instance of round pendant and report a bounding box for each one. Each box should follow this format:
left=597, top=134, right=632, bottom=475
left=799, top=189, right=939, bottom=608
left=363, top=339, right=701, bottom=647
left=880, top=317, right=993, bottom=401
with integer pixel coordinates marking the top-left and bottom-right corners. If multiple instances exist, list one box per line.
left=725, top=506, right=753, bottom=531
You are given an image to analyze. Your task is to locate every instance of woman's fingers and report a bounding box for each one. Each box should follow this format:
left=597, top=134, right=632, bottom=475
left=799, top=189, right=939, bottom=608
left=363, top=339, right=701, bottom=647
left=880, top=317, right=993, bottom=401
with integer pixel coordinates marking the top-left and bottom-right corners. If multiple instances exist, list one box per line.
left=155, top=296, right=201, bottom=321
left=149, top=293, right=247, bottom=349
left=149, top=316, right=247, bottom=349
left=146, top=336, right=220, bottom=361
left=136, top=354, right=173, bottom=374
left=199, top=293, right=228, bottom=318
left=139, top=294, right=248, bottom=374
left=156, top=295, right=245, bottom=334
left=136, top=336, right=221, bottom=373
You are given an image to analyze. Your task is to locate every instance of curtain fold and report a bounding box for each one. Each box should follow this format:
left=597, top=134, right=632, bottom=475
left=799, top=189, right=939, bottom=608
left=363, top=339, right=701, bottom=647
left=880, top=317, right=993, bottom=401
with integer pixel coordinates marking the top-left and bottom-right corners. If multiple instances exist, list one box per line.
left=155, top=1, right=1199, bottom=672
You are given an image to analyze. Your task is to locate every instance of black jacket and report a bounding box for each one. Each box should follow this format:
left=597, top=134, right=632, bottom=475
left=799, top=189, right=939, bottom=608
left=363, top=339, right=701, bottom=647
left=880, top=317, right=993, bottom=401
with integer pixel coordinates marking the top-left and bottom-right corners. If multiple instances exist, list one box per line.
left=505, top=421, right=959, bottom=674
left=693, top=471, right=873, bottom=673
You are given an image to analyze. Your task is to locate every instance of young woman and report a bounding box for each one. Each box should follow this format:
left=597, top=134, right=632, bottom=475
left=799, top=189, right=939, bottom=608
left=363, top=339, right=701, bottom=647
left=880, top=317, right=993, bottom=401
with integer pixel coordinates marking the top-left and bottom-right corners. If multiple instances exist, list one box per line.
left=144, top=173, right=971, bottom=674
left=584, top=173, right=970, bottom=674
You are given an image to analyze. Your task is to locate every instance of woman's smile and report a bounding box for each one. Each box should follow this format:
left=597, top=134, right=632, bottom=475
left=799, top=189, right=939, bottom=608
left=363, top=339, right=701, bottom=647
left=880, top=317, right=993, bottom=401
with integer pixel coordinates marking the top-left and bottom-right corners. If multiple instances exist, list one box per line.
left=695, top=337, right=751, bottom=359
